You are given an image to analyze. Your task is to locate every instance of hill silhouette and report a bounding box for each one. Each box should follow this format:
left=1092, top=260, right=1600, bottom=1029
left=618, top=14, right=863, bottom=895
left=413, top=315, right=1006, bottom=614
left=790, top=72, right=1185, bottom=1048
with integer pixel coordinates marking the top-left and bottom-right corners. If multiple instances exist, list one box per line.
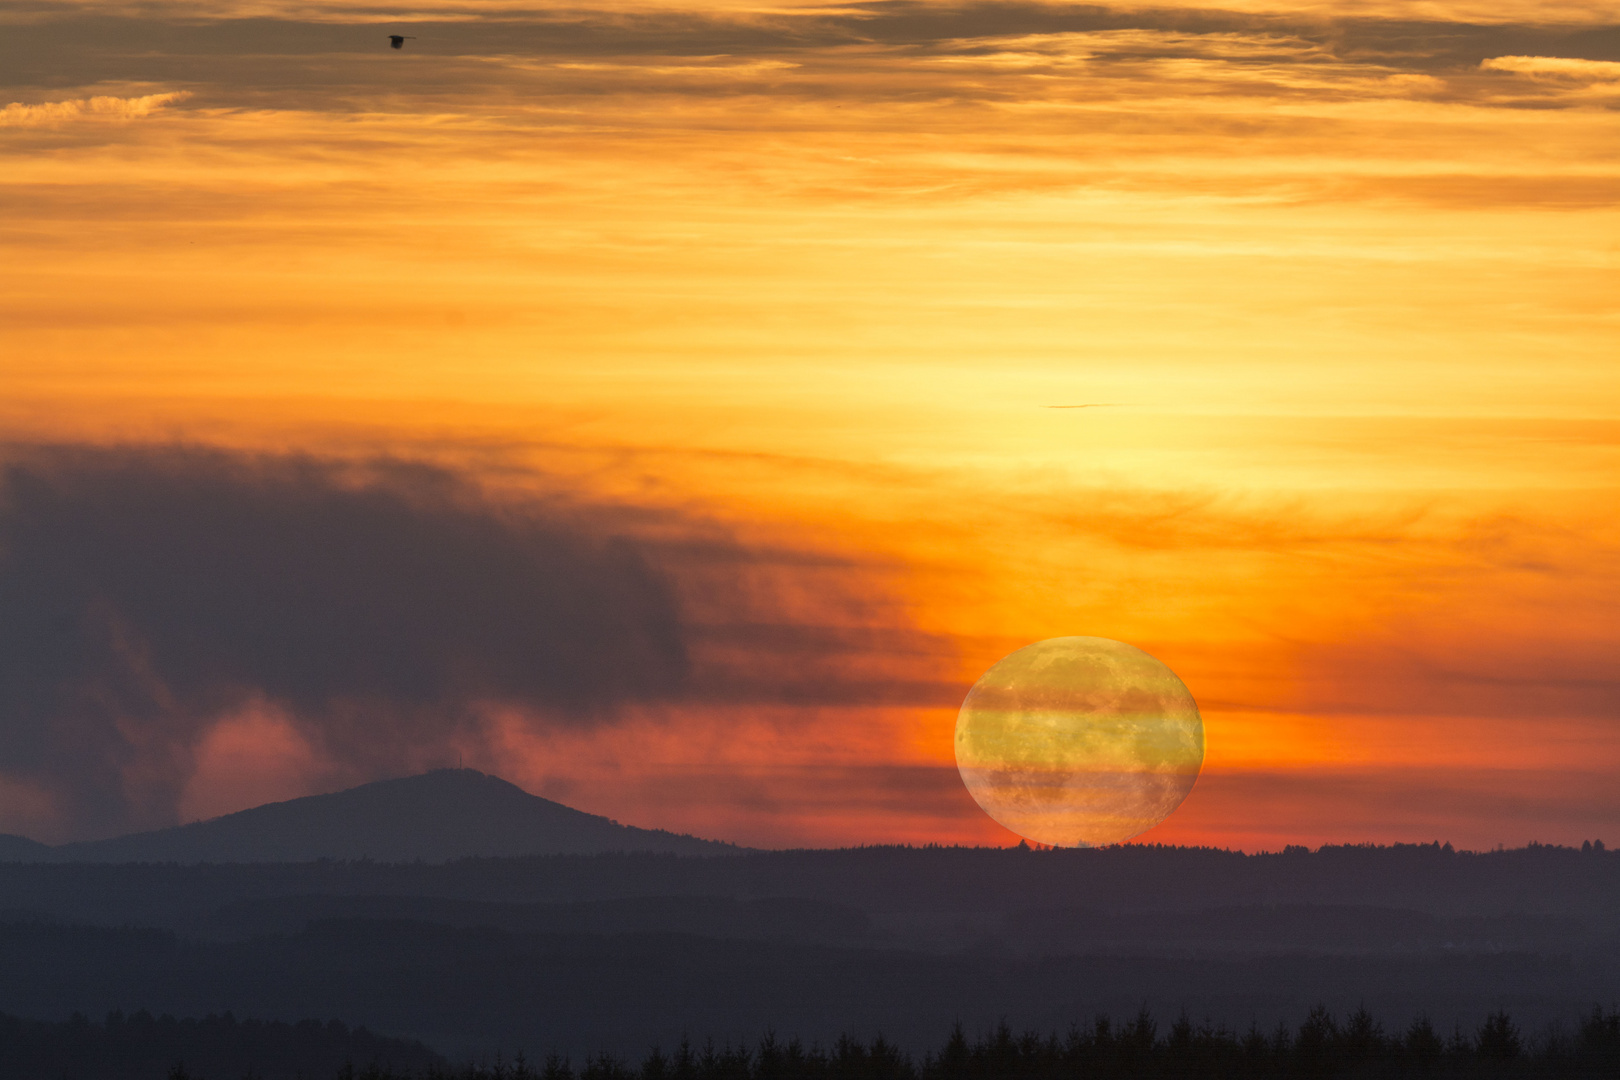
left=32, top=770, right=740, bottom=863
left=0, top=834, right=50, bottom=861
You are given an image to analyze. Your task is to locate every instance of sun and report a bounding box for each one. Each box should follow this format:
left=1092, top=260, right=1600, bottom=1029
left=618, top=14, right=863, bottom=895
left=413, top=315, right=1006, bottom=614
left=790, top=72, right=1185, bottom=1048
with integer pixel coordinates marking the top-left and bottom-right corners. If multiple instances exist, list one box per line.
left=954, top=636, right=1204, bottom=847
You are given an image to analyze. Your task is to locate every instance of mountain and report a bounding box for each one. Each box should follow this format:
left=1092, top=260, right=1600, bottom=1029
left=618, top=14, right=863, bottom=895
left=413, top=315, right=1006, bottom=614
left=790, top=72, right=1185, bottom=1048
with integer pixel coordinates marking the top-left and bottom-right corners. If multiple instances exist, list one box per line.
left=0, top=834, right=51, bottom=861
left=20, top=770, right=740, bottom=863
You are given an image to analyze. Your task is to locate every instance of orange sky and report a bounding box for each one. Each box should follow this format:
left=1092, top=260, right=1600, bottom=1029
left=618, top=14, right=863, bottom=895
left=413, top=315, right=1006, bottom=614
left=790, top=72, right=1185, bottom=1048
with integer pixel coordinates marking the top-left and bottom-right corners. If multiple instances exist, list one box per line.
left=2, top=0, right=1617, bottom=849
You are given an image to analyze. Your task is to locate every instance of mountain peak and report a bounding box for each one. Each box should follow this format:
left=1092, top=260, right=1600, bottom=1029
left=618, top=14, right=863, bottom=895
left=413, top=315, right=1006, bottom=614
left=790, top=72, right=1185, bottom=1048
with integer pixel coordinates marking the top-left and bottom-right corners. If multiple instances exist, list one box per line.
left=30, top=771, right=741, bottom=864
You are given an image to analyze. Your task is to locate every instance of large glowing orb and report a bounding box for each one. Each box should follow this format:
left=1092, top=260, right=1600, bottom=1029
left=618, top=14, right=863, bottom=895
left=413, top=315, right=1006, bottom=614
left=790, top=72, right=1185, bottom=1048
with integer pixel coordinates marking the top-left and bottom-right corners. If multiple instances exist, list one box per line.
left=955, top=637, right=1203, bottom=847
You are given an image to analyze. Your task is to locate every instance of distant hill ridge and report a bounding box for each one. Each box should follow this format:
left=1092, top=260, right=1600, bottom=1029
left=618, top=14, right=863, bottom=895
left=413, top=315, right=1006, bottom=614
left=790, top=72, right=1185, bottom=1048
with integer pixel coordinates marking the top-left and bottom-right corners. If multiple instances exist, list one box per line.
left=2, top=770, right=741, bottom=864
left=0, top=834, right=50, bottom=861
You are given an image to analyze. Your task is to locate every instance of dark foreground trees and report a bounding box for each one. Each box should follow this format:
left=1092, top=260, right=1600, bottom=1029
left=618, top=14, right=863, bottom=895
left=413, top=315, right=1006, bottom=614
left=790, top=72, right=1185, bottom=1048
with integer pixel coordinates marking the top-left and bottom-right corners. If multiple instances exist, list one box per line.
left=376, top=1007, right=1620, bottom=1080
left=8, top=1006, right=1620, bottom=1079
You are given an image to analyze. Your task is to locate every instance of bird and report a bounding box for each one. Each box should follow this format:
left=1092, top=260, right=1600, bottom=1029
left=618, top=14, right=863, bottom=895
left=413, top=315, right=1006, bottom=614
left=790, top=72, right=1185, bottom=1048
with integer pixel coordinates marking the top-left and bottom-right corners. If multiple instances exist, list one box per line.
left=388, top=35, right=416, bottom=49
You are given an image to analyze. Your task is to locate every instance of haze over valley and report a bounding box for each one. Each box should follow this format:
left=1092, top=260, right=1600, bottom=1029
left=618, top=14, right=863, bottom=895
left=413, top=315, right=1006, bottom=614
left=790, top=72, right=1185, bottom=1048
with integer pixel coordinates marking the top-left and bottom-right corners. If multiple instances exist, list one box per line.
left=2, top=771, right=1617, bottom=1061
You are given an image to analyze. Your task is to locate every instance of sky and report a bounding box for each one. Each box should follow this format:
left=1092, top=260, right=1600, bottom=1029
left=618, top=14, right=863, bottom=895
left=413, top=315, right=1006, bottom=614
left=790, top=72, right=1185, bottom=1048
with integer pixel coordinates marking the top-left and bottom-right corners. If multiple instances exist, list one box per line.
left=1, top=0, right=1617, bottom=851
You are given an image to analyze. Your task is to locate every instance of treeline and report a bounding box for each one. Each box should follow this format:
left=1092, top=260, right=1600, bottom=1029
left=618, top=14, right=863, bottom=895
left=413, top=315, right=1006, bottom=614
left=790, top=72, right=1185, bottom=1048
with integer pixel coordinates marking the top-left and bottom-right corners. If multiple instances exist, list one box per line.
left=368, top=1008, right=1620, bottom=1080
left=6, top=839, right=1619, bottom=939
left=11, top=1006, right=1620, bottom=1079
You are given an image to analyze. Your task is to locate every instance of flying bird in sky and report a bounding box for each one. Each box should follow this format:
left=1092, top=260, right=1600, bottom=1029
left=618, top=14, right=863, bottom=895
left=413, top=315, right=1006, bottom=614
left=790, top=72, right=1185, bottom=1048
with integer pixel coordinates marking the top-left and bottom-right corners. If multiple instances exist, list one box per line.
left=388, top=35, right=416, bottom=49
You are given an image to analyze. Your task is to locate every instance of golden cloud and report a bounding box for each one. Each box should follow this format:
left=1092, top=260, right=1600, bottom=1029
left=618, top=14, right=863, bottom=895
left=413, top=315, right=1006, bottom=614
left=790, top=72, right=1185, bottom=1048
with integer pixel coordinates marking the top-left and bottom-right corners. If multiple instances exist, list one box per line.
left=0, top=91, right=191, bottom=127
left=1481, top=55, right=1620, bottom=80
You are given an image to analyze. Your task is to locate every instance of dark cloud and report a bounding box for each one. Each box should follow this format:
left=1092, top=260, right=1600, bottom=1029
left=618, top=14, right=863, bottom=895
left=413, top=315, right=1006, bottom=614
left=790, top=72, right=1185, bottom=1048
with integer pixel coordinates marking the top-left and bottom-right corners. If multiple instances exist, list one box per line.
left=2, top=2, right=1615, bottom=110
left=0, top=445, right=954, bottom=837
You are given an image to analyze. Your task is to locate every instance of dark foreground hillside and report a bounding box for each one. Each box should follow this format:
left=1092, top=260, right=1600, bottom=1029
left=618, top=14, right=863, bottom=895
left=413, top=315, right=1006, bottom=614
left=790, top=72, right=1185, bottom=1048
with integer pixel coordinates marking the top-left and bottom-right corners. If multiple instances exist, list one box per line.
left=3, top=918, right=1616, bottom=1060
left=0, top=1010, right=443, bottom=1079
left=2, top=844, right=1618, bottom=1058
left=394, top=1009, right=1620, bottom=1080
left=7, top=1007, right=1620, bottom=1080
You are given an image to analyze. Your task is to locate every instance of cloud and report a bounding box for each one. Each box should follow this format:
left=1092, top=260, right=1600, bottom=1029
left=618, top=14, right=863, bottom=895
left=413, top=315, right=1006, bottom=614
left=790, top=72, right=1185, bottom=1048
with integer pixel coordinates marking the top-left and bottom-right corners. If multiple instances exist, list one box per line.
left=1480, top=55, right=1620, bottom=80
left=5, top=5, right=1617, bottom=114
left=0, top=444, right=954, bottom=839
left=0, top=91, right=189, bottom=127
left=1476, top=54, right=1620, bottom=100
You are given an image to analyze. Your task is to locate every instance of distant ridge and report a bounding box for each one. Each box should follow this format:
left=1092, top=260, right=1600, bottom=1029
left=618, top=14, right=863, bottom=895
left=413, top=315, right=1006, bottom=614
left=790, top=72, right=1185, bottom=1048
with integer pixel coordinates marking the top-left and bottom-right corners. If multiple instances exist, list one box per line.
left=0, top=834, right=50, bottom=861
left=13, top=770, right=741, bottom=864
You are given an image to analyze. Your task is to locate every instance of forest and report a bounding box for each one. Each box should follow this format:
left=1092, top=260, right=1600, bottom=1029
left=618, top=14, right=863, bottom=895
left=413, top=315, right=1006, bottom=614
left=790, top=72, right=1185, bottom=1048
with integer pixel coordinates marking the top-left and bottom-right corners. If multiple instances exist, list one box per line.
left=3, top=844, right=1619, bottom=1059
left=10, top=1006, right=1620, bottom=1080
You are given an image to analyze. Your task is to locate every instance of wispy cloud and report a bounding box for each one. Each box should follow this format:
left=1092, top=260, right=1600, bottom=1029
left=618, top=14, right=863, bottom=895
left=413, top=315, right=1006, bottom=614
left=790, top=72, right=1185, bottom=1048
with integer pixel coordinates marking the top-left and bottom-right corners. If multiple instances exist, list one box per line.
left=0, top=91, right=190, bottom=127
left=1477, top=54, right=1620, bottom=100
left=1481, top=55, right=1620, bottom=80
